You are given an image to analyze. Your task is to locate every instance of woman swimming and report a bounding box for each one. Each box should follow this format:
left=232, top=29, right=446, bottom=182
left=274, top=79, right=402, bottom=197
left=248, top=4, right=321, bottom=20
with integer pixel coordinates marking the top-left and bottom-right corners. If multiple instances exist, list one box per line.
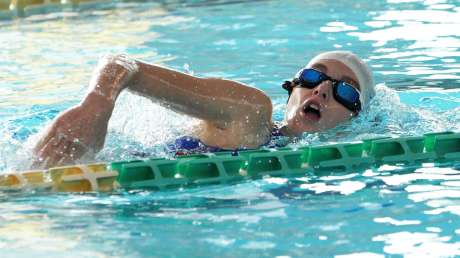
left=32, top=51, right=375, bottom=168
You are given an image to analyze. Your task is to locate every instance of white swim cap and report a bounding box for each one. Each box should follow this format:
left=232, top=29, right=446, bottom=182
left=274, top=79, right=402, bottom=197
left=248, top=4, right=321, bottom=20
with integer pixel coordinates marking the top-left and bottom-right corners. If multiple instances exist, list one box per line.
left=306, top=51, right=375, bottom=110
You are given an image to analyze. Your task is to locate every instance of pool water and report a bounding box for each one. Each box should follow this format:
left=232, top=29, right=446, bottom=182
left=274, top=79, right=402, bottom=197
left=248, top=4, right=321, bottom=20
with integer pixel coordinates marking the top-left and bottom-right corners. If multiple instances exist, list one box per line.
left=1, top=0, right=460, bottom=257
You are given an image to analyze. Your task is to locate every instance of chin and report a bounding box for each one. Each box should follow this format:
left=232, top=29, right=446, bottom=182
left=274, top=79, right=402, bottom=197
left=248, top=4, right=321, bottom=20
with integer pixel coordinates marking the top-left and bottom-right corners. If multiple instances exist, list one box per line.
left=289, top=123, right=319, bottom=135
left=301, top=127, right=321, bottom=134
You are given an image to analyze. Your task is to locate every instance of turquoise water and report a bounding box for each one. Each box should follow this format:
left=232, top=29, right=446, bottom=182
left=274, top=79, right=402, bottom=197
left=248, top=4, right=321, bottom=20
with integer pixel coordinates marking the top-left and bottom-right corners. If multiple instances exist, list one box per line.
left=1, top=0, right=460, bottom=257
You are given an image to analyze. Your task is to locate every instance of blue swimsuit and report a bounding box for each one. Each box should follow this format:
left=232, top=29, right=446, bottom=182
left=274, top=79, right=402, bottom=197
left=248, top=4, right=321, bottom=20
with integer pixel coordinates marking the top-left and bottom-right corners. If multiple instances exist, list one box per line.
left=168, top=123, right=287, bottom=156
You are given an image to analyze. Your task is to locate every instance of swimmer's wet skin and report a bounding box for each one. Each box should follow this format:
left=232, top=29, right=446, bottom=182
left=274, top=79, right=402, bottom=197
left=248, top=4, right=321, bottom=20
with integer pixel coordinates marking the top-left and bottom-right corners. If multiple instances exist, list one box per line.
left=32, top=51, right=376, bottom=169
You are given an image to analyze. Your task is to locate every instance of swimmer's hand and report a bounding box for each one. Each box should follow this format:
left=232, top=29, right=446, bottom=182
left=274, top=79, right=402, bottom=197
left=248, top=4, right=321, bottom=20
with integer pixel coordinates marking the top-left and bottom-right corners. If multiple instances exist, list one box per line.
left=32, top=93, right=113, bottom=169
left=32, top=54, right=138, bottom=168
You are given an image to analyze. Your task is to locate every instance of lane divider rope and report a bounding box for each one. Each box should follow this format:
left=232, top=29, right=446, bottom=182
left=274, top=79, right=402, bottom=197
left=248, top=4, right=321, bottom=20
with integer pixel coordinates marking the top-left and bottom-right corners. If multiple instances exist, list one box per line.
left=1, top=131, right=459, bottom=192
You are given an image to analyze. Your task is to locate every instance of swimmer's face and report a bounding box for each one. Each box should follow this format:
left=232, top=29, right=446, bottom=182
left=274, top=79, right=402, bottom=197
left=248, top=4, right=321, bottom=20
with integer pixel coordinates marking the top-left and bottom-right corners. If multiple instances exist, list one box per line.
left=284, top=59, right=360, bottom=135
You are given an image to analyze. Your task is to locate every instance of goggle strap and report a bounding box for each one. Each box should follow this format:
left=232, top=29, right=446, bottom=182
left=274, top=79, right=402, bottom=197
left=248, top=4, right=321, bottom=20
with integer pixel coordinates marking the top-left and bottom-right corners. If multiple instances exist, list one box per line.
left=282, top=80, right=293, bottom=94
left=282, top=80, right=294, bottom=103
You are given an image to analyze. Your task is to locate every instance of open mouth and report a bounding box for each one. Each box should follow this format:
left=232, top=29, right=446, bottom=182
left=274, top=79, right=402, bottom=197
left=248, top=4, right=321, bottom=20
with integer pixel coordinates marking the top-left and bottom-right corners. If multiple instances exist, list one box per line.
left=302, top=102, right=321, bottom=122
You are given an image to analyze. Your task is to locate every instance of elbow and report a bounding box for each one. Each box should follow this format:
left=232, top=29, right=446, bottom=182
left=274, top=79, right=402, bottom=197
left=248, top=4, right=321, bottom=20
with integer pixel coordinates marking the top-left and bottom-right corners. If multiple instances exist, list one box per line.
left=249, top=88, right=273, bottom=119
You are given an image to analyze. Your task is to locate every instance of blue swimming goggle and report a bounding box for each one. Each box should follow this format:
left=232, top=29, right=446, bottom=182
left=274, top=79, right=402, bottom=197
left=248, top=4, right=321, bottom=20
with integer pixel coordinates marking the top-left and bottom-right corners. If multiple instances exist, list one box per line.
left=282, top=68, right=362, bottom=113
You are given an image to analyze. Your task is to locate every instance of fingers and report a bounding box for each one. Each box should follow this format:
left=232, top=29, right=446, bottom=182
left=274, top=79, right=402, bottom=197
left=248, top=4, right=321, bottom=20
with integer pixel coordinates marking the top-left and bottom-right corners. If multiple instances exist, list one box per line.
left=30, top=105, right=102, bottom=169
left=37, top=133, right=65, bottom=156
left=43, top=138, right=70, bottom=168
left=33, top=132, right=75, bottom=168
left=58, top=144, right=87, bottom=166
left=33, top=123, right=57, bottom=154
left=32, top=135, right=65, bottom=169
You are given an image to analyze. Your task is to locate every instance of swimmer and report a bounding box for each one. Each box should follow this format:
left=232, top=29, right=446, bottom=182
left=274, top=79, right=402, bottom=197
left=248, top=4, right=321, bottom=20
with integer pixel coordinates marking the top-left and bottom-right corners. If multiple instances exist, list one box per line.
left=32, top=51, right=375, bottom=168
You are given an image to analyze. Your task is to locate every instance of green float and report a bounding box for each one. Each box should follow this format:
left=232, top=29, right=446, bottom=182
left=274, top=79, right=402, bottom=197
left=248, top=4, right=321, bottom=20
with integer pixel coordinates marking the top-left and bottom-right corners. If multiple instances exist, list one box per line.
left=111, top=132, right=460, bottom=190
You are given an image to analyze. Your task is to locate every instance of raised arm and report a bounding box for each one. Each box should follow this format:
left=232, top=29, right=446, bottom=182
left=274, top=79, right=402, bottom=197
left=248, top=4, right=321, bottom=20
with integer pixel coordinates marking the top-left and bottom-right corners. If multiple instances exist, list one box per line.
left=130, top=62, right=272, bottom=124
left=33, top=54, right=272, bottom=168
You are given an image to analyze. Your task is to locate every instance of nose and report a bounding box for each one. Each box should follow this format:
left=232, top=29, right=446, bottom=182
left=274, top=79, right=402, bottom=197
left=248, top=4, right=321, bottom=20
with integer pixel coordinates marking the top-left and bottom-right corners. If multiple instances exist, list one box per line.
left=313, top=81, right=332, bottom=101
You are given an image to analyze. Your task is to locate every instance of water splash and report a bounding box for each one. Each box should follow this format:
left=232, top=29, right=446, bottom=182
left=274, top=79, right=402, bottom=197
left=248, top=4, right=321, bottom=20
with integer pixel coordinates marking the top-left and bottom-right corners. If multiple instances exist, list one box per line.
left=96, top=91, right=200, bottom=161
left=183, top=63, right=194, bottom=76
